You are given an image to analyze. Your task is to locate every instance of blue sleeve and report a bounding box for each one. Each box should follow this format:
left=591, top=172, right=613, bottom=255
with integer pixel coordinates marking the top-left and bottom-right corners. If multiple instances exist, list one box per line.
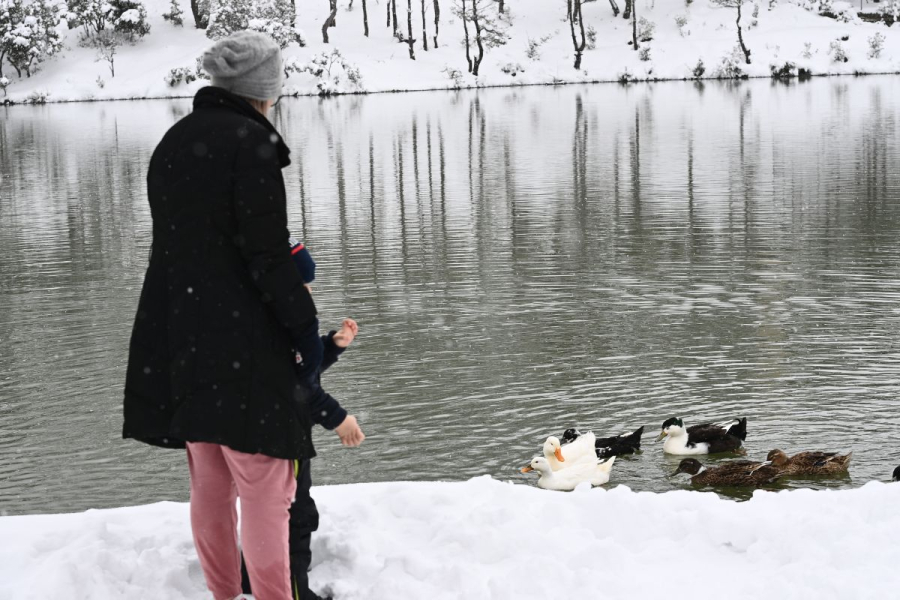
left=320, top=331, right=346, bottom=374
left=304, top=372, right=348, bottom=430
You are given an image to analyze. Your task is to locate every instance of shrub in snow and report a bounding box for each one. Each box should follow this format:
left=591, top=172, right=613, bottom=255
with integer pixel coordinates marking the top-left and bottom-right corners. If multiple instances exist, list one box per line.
left=68, top=0, right=114, bottom=37
left=675, top=15, right=690, bottom=37
left=162, top=0, right=184, bottom=26
left=769, top=60, right=796, bottom=78
left=586, top=25, right=596, bottom=50
left=93, top=29, right=118, bottom=75
left=0, top=75, right=8, bottom=95
left=194, top=55, right=210, bottom=79
left=112, top=0, right=150, bottom=39
left=247, top=16, right=305, bottom=49
left=164, top=65, right=197, bottom=86
left=750, top=3, right=759, bottom=27
left=714, top=46, right=747, bottom=79
left=24, top=88, right=48, bottom=102
left=617, top=67, right=636, bottom=83
left=500, top=62, right=523, bottom=76
left=692, top=58, right=705, bottom=78
left=0, top=0, right=66, bottom=78
left=207, top=0, right=302, bottom=49
left=828, top=39, right=848, bottom=63
left=868, top=32, right=885, bottom=59
left=525, top=33, right=552, bottom=60
left=637, top=17, right=654, bottom=42
left=638, top=45, right=651, bottom=61
left=95, top=74, right=104, bottom=87
left=294, top=48, right=363, bottom=96
left=881, top=0, right=900, bottom=20
left=70, top=0, right=149, bottom=40
left=441, top=65, right=464, bottom=88
left=801, top=41, right=813, bottom=59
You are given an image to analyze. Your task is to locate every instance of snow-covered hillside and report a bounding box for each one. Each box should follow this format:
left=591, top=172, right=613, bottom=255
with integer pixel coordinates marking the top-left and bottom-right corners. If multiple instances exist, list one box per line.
left=2, top=0, right=900, bottom=103
left=2, top=477, right=899, bottom=599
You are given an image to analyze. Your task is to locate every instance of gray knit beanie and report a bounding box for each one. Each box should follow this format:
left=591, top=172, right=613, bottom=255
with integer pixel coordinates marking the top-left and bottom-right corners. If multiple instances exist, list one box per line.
left=202, top=31, right=283, bottom=101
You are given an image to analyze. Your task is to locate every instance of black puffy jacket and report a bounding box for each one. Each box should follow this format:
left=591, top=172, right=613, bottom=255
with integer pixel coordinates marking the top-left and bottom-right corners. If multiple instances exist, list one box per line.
left=123, top=86, right=316, bottom=460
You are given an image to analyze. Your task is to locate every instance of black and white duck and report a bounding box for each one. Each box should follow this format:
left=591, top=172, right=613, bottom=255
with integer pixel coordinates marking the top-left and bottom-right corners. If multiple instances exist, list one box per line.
left=766, top=449, right=852, bottom=477
left=561, top=426, right=644, bottom=459
left=892, top=466, right=900, bottom=482
left=655, top=417, right=747, bottom=455
left=672, top=458, right=782, bottom=487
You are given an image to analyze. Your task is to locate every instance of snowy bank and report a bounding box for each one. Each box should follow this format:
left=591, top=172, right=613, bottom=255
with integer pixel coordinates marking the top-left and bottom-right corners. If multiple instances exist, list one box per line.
left=3, top=0, right=900, bottom=104
left=2, top=477, right=900, bottom=599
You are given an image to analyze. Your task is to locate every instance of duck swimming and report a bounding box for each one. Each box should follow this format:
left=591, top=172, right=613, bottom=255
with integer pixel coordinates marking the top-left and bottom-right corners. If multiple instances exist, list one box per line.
left=541, top=432, right=597, bottom=471
left=673, top=458, right=782, bottom=487
left=521, top=456, right=616, bottom=491
left=766, top=449, right=852, bottom=477
left=561, top=426, right=644, bottom=459
left=656, top=417, right=747, bottom=455
left=894, top=466, right=900, bottom=482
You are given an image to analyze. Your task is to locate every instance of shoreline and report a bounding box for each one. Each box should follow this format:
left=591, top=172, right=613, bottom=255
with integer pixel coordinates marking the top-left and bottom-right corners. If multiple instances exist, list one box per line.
left=4, top=69, right=900, bottom=107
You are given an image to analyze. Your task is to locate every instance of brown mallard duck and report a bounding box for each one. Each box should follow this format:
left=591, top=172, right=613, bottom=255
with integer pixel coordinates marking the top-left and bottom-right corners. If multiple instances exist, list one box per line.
left=766, top=449, right=852, bottom=477
left=673, top=458, right=783, bottom=487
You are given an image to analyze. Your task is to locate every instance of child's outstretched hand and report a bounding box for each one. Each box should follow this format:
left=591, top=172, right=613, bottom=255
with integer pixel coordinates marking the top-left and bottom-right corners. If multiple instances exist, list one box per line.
left=335, top=415, right=365, bottom=447
left=333, top=318, right=359, bottom=349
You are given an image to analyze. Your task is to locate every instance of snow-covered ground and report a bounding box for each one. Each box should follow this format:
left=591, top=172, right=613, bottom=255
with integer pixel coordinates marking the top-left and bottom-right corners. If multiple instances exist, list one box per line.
left=2, top=477, right=899, bottom=599
left=3, top=0, right=900, bottom=103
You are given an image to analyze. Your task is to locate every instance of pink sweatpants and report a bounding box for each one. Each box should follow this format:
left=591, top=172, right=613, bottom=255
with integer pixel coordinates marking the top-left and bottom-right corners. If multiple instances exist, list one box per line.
left=186, top=442, right=297, bottom=600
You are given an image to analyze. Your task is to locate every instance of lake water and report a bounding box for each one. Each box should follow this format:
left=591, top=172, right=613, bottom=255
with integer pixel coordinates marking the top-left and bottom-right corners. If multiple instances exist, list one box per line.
left=2, top=78, right=900, bottom=515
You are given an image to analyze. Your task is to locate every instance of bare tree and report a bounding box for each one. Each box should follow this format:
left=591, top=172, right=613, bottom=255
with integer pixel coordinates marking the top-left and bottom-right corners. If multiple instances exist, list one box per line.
left=406, top=0, right=416, bottom=58
left=454, top=0, right=507, bottom=75
left=460, top=0, right=472, bottom=72
left=622, top=0, right=630, bottom=19
left=433, top=0, right=440, bottom=47
left=362, top=0, right=369, bottom=35
left=392, top=0, right=399, bottom=36
left=190, top=0, right=209, bottom=28
left=322, top=0, right=338, bottom=42
left=712, top=0, right=751, bottom=63
left=421, top=0, right=428, bottom=50
left=630, top=0, right=637, bottom=49
left=569, top=0, right=586, bottom=68
left=607, top=0, right=619, bottom=16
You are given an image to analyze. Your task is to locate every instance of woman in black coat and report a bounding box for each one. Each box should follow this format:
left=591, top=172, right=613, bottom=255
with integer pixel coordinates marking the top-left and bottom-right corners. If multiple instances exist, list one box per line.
left=123, top=31, right=325, bottom=600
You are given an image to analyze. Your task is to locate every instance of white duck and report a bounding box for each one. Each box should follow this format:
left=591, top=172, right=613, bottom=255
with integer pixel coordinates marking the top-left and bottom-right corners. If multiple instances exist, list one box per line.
left=542, top=432, right=598, bottom=471
left=521, top=456, right=616, bottom=491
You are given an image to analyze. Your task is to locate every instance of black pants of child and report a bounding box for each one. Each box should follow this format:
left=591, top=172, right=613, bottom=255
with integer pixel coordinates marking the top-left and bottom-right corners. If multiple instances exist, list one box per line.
left=241, top=458, right=322, bottom=600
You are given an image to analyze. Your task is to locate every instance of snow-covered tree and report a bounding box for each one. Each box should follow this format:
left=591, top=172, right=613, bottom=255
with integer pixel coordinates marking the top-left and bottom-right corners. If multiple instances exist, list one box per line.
left=162, top=0, right=184, bottom=26
left=285, top=48, right=363, bottom=95
left=711, top=0, right=751, bottom=64
left=453, top=0, right=507, bottom=76
left=111, top=0, right=149, bottom=39
left=68, top=0, right=150, bottom=40
left=207, top=0, right=303, bottom=48
left=0, top=0, right=65, bottom=78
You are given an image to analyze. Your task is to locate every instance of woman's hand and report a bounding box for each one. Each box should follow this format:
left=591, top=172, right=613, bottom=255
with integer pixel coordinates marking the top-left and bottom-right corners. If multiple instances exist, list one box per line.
left=332, top=318, right=359, bottom=349
left=335, top=414, right=365, bottom=447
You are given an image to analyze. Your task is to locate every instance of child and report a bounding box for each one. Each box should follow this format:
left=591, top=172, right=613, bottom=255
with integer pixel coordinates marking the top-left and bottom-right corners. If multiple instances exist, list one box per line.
left=241, top=239, right=365, bottom=600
